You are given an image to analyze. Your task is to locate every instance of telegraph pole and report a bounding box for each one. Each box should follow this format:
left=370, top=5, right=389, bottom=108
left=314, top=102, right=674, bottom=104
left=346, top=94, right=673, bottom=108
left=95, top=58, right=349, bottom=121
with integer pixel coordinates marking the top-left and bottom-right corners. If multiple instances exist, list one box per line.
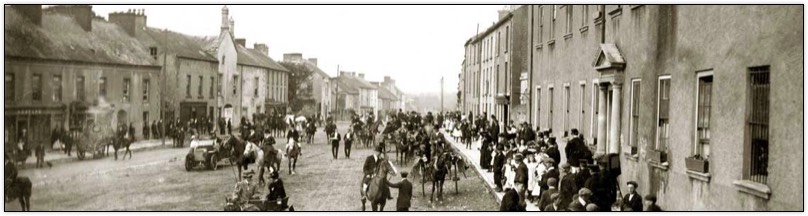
left=440, top=76, right=444, bottom=113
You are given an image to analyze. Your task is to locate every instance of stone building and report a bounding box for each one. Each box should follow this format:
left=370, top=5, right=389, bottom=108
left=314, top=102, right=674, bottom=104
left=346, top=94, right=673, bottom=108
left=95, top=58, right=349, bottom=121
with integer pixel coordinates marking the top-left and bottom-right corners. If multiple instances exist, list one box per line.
left=520, top=5, right=802, bottom=210
left=4, top=5, right=161, bottom=147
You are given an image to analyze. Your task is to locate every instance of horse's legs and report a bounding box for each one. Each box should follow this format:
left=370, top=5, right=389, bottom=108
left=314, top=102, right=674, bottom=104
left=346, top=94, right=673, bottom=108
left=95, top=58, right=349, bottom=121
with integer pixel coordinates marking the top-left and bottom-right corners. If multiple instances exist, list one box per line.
left=292, top=157, right=297, bottom=171
left=287, top=159, right=292, bottom=175
left=361, top=199, right=366, bottom=211
left=126, top=145, right=132, bottom=159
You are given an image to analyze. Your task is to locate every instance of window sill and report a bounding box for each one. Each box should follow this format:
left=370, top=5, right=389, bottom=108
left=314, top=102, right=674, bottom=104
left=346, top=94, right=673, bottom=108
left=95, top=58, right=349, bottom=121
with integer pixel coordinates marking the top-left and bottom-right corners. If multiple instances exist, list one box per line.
left=563, top=33, right=573, bottom=40
left=535, top=44, right=543, bottom=50
left=623, top=152, right=639, bottom=161
left=686, top=170, right=711, bottom=182
left=579, top=26, right=589, bottom=33
left=609, top=7, right=623, bottom=18
left=733, top=180, right=771, bottom=200
left=546, top=39, right=555, bottom=46
left=594, top=17, right=605, bottom=25
left=649, top=161, right=669, bottom=171
left=631, top=5, right=644, bottom=10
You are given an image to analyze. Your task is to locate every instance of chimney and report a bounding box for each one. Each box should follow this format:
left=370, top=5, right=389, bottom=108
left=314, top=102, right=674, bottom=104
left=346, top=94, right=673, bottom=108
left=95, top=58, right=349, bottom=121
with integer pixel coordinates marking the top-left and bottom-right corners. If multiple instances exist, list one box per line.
left=498, top=9, right=510, bottom=20
left=46, top=5, right=93, bottom=31
left=108, top=8, right=147, bottom=37
left=384, top=76, right=393, bottom=84
left=221, top=6, right=229, bottom=32
left=235, top=38, right=246, bottom=47
left=11, top=5, right=42, bottom=26
left=339, top=71, right=346, bottom=76
left=283, top=53, right=303, bottom=62
left=253, top=43, right=268, bottom=56
left=358, top=73, right=365, bottom=79
left=229, top=17, right=235, bottom=37
left=307, top=58, right=318, bottom=66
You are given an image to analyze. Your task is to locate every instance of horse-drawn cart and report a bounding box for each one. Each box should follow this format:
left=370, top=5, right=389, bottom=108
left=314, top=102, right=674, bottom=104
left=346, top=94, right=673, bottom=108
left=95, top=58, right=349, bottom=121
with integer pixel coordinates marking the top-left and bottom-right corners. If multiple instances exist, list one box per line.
left=67, top=102, right=116, bottom=160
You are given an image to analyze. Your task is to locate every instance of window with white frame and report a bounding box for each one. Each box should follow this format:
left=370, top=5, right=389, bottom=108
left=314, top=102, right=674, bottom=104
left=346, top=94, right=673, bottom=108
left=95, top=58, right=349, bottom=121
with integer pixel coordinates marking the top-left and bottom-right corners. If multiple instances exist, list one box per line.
left=656, top=76, right=671, bottom=151
left=630, top=79, right=641, bottom=155
left=694, top=71, right=713, bottom=159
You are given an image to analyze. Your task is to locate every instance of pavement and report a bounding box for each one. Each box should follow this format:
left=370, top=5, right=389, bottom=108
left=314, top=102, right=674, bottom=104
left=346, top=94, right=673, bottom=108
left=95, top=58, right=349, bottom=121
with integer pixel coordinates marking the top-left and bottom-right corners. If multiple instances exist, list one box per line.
left=18, top=139, right=174, bottom=169
left=442, top=131, right=543, bottom=211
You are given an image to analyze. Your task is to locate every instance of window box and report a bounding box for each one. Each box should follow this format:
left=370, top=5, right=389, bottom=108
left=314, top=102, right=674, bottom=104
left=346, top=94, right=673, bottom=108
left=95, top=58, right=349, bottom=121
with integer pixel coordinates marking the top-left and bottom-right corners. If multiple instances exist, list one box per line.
left=685, top=155, right=709, bottom=173
left=649, top=149, right=667, bottom=163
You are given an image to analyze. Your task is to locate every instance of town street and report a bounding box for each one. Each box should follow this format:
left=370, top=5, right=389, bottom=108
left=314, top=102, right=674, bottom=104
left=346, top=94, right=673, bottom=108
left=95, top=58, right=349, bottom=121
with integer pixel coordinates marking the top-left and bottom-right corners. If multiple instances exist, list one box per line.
left=5, top=123, right=497, bottom=211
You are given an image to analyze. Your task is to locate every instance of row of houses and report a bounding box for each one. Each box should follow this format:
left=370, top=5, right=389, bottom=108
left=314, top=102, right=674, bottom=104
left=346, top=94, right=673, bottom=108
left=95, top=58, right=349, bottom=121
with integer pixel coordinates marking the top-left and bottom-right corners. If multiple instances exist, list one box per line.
left=459, top=5, right=802, bottom=211
left=332, top=71, right=406, bottom=120
left=4, top=5, right=406, bottom=151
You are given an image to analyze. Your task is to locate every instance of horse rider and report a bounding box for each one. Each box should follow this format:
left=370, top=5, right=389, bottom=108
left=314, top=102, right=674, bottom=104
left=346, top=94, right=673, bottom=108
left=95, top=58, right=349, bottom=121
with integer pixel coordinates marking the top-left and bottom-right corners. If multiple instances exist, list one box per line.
left=325, top=120, right=337, bottom=140
left=286, top=124, right=301, bottom=155
left=362, top=146, right=393, bottom=200
left=266, top=170, right=287, bottom=206
left=258, top=129, right=279, bottom=184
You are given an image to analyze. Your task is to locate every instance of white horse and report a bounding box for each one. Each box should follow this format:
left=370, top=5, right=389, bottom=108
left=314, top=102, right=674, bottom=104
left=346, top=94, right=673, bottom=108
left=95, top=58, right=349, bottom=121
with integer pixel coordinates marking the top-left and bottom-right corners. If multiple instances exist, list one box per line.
left=243, top=141, right=265, bottom=175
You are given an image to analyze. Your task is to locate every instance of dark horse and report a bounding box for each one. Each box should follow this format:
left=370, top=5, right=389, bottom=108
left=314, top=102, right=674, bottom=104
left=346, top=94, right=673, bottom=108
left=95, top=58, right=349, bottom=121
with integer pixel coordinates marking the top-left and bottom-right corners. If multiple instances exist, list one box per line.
left=414, top=151, right=453, bottom=203
left=5, top=159, right=31, bottom=211
left=361, top=157, right=395, bottom=211
left=222, top=135, right=247, bottom=180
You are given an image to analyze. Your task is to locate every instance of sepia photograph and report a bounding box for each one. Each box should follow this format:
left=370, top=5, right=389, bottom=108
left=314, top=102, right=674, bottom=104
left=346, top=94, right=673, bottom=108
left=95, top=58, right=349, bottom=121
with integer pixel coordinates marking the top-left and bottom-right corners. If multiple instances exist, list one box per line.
left=2, top=2, right=804, bottom=212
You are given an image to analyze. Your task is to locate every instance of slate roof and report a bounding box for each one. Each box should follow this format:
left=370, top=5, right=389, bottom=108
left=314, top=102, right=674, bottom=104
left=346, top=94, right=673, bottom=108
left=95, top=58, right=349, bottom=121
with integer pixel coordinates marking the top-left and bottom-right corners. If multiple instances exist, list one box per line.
left=137, top=27, right=218, bottom=62
left=305, top=61, right=330, bottom=79
left=236, top=45, right=289, bottom=72
left=347, top=75, right=376, bottom=89
left=4, top=7, right=157, bottom=66
left=334, top=76, right=359, bottom=94
left=377, top=86, right=398, bottom=100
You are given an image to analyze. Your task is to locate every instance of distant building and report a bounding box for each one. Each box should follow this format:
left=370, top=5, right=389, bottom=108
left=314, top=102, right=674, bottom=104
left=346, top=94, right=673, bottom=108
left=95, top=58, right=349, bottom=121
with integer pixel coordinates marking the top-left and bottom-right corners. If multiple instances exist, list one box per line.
left=4, top=5, right=161, bottom=147
left=282, top=53, right=332, bottom=120
left=209, top=6, right=288, bottom=127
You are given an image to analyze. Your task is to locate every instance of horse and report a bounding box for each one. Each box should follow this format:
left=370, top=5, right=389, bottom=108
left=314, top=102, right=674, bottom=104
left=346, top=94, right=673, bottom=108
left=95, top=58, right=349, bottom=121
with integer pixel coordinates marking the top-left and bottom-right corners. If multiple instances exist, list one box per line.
left=223, top=135, right=247, bottom=180
left=305, top=122, right=316, bottom=144
left=5, top=176, right=32, bottom=211
left=361, top=157, right=396, bottom=211
left=428, top=152, right=453, bottom=203
left=285, top=138, right=301, bottom=175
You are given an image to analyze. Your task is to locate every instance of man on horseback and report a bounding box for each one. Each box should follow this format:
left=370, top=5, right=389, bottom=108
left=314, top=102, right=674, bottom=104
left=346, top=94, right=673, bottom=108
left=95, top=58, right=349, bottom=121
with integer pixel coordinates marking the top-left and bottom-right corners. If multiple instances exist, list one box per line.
left=363, top=146, right=393, bottom=201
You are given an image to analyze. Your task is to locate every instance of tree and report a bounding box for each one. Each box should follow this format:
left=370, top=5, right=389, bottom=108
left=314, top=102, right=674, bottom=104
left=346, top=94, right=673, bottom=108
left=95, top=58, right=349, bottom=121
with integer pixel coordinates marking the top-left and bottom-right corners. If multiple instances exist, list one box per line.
left=279, top=62, right=315, bottom=114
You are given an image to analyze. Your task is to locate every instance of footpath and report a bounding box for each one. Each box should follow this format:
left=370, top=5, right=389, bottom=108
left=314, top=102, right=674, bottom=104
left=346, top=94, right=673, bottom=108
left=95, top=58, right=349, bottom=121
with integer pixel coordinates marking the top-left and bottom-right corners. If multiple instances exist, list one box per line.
left=442, top=132, right=542, bottom=211
left=19, top=139, right=174, bottom=168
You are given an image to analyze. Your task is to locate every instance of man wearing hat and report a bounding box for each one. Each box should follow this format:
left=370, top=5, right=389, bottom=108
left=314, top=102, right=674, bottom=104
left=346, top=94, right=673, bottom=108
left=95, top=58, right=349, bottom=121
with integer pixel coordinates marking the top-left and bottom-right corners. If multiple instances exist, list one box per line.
left=542, top=193, right=562, bottom=211
left=565, top=128, right=586, bottom=174
left=362, top=146, right=393, bottom=200
left=234, top=170, right=258, bottom=204
left=266, top=170, right=287, bottom=205
left=585, top=162, right=617, bottom=212
left=643, top=194, right=662, bottom=211
left=492, top=144, right=506, bottom=192
left=538, top=177, right=558, bottom=208
left=622, top=181, right=643, bottom=211
left=387, top=172, right=413, bottom=211
left=545, top=137, right=561, bottom=169
left=557, top=162, right=578, bottom=207
left=512, top=153, right=529, bottom=207
left=568, top=188, right=593, bottom=211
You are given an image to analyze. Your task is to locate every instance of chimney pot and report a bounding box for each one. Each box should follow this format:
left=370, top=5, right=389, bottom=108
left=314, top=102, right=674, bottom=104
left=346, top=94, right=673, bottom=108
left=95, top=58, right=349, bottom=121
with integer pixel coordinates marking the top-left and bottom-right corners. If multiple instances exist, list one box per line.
left=46, top=5, right=93, bottom=31
left=358, top=73, right=365, bottom=79
left=307, top=58, right=318, bottom=66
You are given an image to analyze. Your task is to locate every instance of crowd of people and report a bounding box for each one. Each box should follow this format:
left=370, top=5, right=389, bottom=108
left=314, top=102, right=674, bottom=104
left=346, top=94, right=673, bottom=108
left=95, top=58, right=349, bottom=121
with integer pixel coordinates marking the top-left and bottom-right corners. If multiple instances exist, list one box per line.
left=444, top=111, right=663, bottom=212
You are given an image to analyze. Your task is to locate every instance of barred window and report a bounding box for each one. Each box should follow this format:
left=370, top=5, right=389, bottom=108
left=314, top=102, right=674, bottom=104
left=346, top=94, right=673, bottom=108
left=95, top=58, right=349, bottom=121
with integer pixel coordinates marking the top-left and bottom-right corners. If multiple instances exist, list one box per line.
left=746, top=66, right=770, bottom=184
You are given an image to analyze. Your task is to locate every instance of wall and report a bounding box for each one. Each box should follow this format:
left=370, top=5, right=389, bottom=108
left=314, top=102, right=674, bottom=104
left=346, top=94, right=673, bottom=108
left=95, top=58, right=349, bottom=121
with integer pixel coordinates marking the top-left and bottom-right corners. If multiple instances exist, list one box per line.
left=5, top=58, right=160, bottom=142
left=163, top=56, right=218, bottom=123
left=239, top=65, right=267, bottom=119
left=215, top=32, right=239, bottom=125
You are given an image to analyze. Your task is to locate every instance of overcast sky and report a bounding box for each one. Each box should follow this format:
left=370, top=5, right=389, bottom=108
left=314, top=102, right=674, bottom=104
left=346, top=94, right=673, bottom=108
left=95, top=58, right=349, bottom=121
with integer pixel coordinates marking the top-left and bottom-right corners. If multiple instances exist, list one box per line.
left=90, top=5, right=504, bottom=94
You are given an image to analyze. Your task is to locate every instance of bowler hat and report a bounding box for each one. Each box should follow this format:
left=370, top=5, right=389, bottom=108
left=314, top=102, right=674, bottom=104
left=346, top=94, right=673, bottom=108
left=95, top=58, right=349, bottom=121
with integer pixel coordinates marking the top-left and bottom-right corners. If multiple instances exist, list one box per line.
left=401, top=172, right=409, bottom=178
left=514, top=153, right=524, bottom=160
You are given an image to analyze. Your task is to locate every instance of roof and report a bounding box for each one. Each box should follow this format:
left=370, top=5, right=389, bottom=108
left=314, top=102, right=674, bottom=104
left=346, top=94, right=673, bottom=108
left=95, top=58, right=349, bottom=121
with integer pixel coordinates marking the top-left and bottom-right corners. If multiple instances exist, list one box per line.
left=348, top=75, right=376, bottom=89
left=137, top=27, right=218, bottom=62
left=236, top=45, right=289, bottom=72
left=5, top=7, right=157, bottom=66
left=377, top=86, right=397, bottom=100
left=334, top=76, right=359, bottom=94
left=304, top=61, right=330, bottom=79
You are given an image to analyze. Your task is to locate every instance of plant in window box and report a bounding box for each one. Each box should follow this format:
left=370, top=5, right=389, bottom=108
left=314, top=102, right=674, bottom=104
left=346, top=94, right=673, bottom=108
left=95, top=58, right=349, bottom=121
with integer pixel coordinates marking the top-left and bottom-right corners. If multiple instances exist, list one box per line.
left=648, top=149, right=667, bottom=163
left=685, top=154, right=709, bottom=173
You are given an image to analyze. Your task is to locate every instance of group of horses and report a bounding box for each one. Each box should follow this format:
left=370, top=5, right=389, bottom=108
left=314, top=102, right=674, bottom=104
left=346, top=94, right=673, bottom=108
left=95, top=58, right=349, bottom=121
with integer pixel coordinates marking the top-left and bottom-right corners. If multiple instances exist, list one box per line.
left=361, top=119, right=470, bottom=211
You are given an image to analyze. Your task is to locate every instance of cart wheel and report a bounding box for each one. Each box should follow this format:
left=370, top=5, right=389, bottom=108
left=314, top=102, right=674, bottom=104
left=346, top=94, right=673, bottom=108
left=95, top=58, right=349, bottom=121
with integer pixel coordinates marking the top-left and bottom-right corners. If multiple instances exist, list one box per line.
left=209, top=154, right=218, bottom=170
left=185, top=155, right=194, bottom=171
